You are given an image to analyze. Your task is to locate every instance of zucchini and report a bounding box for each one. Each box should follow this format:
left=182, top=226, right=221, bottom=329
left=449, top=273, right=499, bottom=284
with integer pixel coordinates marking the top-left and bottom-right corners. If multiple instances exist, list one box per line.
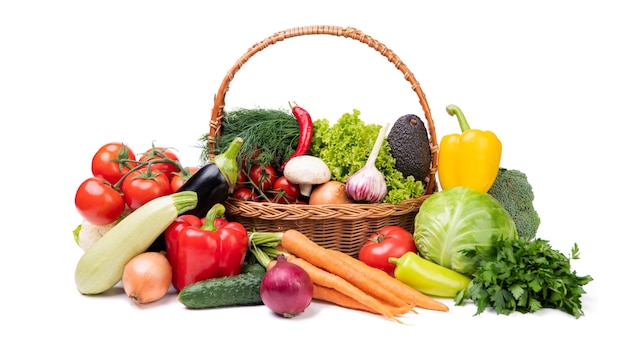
left=178, top=270, right=265, bottom=309
left=74, top=191, right=197, bottom=295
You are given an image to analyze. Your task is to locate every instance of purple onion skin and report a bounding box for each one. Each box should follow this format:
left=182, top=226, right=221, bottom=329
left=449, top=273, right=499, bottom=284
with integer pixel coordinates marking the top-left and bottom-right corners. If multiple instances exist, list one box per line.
left=260, top=255, right=314, bottom=318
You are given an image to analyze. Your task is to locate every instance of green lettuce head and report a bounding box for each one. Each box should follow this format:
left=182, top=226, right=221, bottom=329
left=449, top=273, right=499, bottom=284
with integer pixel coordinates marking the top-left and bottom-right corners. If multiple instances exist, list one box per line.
left=414, top=186, right=518, bottom=276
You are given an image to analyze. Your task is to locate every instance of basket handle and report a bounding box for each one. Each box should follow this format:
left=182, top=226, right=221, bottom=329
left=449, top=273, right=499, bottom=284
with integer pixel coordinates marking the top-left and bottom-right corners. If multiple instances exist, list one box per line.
left=208, top=25, right=439, bottom=195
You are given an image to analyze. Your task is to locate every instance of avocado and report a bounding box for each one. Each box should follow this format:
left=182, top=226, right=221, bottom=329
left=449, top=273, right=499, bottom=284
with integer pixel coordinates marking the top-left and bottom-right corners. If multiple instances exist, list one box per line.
left=387, top=114, right=432, bottom=184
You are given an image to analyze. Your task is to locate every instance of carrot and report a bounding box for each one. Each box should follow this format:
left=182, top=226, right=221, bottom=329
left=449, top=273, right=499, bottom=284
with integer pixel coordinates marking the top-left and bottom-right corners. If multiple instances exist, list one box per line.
left=329, top=249, right=449, bottom=312
left=313, top=284, right=416, bottom=316
left=286, top=255, right=401, bottom=323
left=273, top=230, right=447, bottom=313
left=280, top=230, right=409, bottom=307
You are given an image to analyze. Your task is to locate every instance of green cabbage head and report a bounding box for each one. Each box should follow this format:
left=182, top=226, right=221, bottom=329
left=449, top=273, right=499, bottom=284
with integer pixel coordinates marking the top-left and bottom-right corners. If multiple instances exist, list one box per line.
left=414, top=186, right=518, bottom=276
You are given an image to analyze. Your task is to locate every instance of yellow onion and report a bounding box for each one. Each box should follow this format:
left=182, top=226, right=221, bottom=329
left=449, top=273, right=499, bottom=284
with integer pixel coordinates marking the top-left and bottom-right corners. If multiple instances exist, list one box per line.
left=122, top=251, right=172, bottom=304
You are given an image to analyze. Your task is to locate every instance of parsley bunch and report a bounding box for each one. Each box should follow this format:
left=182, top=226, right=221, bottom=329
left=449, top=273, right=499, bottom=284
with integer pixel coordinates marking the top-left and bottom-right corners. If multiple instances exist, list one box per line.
left=455, top=237, right=593, bottom=318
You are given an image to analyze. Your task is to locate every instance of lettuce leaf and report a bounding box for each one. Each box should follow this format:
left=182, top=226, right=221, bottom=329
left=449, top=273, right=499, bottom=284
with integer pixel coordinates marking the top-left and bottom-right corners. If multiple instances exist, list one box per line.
left=310, top=109, right=424, bottom=203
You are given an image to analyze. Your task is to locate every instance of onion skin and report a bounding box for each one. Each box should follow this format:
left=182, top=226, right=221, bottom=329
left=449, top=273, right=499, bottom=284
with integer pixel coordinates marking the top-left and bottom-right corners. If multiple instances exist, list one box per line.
left=308, top=181, right=353, bottom=205
left=122, top=251, right=172, bottom=304
left=260, top=255, right=313, bottom=318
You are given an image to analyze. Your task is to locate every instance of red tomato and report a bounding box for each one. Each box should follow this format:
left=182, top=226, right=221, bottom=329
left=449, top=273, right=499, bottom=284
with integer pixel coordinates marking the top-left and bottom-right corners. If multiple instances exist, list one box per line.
left=170, top=166, right=199, bottom=192
left=91, top=143, right=137, bottom=184
left=75, top=177, right=126, bottom=225
left=271, top=176, right=301, bottom=203
left=358, top=226, right=418, bottom=277
left=235, top=170, right=247, bottom=190
left=232, top=187, right=257, bottom=201
left=139, top=147, right=181, bottom=178
left=121, top=170, right=172, bottom=210
left=248, top=164, right=277, bottom=192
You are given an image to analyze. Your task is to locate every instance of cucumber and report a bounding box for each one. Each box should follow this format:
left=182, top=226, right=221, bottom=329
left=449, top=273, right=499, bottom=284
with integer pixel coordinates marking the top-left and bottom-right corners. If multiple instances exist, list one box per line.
left=241, top=262, right=266, bottom=275
left=74, top=191, right=197, bottom=295
left=178, top=270, right=266, bottom=309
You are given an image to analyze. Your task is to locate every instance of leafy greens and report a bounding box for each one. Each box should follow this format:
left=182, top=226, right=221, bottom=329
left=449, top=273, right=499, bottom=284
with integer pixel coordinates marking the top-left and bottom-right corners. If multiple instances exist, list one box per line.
left=414, top=186, right=518, bottom=276
left=309, top=109, right=424, bottom=203
left=455, top=237, right=593, bottom=318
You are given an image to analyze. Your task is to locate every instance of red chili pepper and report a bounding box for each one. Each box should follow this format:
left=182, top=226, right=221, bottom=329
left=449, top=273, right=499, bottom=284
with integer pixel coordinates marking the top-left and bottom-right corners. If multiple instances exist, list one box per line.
left=165, top=203, right=249, bottom=291
left=280, top=102, right=313, bottom=171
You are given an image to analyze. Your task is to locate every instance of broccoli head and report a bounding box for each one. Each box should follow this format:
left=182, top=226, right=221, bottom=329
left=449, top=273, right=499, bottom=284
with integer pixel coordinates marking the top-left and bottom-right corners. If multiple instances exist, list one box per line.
left=487, top=168, right=540, bottom=240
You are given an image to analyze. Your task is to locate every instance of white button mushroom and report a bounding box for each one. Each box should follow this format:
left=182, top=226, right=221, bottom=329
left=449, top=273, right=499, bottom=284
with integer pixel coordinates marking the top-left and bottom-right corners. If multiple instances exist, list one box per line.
left=282, top=155, right=331, bottom=197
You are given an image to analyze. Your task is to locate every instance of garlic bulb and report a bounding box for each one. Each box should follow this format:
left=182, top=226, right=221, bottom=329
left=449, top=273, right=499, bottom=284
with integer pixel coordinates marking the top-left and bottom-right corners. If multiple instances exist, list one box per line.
left=345, top=123, right=390, bottom=202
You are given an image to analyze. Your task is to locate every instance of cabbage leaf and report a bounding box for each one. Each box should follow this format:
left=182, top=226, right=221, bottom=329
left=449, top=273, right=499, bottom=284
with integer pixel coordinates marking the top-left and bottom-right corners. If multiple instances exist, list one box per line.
left=414, top=186, right=518, bottom=276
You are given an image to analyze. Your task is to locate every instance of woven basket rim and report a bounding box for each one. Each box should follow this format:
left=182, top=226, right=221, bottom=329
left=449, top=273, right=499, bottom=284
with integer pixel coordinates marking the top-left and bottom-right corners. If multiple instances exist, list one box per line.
left=207, top=25, right=439, bottom=196
left=225, top=194, right=429, bottom=221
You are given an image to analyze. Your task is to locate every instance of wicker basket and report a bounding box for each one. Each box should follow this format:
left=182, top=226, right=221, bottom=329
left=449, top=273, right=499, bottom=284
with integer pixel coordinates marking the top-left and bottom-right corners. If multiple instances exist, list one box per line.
left=207, top=25, right=439, bottom=257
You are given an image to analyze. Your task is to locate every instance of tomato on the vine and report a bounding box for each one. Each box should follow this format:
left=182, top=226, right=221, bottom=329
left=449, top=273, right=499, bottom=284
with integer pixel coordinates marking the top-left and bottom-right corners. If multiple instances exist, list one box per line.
left=121, top=170, right=172, bottom=210
left=139, top=147, right=181, bottom=179
left=75, top=177, right=126, bottom=225
left=170, top=166, right=199, bottom=192
left=248, top=164, right=277, bottom=192
left=91, top=142, right=137, bottom=184
left=235, top=170, right=247, bottom=190
left=358, top=226, right=418, bottom=277
left=231, top=187, right=257, bottom=201
left=272, top=176, right=300, bottom=203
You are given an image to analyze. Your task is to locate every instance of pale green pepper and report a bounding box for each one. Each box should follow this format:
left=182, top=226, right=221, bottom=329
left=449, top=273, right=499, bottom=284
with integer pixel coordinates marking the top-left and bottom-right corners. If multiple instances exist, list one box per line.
left=389, top=251, right=471, bottom=298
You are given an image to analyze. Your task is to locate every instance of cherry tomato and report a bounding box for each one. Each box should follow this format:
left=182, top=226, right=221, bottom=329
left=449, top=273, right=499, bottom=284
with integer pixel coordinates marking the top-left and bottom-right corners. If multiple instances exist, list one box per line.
left=75, top=177, right=126, bottom=225
left=271, top=176, right=301, bottom=203
left=232, top=187, right=257, bottom=201
left=358, top=226, right=418, bottom=277
left=235, top=170, right=247, bottom=190
left=248, top=164, right=277, bottom=192
left=139, top=147, right=181, bottom=179
left=91, top=142, right=137, bottom=184
left=121, top=170, right=172, bottom=210
left=170, top=166, right=199, bottom=192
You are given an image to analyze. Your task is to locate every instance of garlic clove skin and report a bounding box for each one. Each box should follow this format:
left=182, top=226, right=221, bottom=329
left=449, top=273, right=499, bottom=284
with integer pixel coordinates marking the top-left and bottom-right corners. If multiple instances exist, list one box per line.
left=345, top=166, right=388, bottom=203
left=345, top=122, right=390, bottom=203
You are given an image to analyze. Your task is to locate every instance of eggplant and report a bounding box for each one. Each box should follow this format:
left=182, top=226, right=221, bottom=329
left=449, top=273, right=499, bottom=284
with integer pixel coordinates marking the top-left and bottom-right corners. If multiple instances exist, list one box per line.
left=178, top=163, right=230, bottom=217
left=147, top=137, right=243, bottom=252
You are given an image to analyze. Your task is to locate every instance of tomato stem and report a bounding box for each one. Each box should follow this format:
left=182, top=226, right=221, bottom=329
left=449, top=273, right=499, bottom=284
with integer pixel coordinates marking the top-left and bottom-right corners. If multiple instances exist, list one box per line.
left=112, top=158, right=182, bottom=189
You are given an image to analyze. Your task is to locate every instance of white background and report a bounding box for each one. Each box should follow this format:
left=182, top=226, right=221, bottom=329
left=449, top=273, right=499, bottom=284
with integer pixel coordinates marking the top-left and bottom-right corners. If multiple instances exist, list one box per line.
left=1, top=1, right=620, bottom=343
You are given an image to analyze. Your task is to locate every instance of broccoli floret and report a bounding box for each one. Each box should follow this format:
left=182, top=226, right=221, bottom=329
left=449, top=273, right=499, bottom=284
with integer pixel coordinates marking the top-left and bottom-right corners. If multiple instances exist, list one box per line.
left=487, top=168, right=541, bottom=240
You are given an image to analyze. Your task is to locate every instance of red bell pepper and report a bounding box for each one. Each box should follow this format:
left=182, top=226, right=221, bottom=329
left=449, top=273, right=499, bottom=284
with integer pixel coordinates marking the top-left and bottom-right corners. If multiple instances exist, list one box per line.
left=165, top=203, right=249, bottom=291
left=358, top=225, right=418, bottom=277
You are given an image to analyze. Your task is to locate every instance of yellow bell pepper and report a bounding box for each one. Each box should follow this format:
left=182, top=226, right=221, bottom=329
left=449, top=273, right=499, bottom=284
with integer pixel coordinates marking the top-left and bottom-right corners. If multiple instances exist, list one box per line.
left=438, top=104, right=502, bottom=193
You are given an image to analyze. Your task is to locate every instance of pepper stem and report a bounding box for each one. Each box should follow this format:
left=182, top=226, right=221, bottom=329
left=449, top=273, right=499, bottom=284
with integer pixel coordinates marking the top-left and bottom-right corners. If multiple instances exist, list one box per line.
left=201, top=203, right=226, bottom=231
left=446, top=104, right=471, bottom=132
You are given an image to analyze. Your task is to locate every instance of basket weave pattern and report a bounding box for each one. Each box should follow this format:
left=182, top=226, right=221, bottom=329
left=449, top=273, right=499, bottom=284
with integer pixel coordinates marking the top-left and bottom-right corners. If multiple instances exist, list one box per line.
left=208, top=25, right=439, bottom=257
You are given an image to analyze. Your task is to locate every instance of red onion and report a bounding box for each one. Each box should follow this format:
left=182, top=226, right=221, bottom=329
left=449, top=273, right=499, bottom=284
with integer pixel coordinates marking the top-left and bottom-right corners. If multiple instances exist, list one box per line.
left=260, top=254, right=313, bottom=318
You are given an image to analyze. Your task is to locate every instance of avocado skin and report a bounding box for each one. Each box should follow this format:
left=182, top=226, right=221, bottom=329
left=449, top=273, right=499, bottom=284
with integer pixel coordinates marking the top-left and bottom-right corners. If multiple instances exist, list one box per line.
left=387, top=114, right=431, bottom=184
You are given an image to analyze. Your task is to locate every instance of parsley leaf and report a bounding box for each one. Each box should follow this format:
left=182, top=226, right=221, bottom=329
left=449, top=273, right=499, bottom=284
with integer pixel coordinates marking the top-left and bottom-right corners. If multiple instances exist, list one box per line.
left=457, top=237, right=593, bottom=318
